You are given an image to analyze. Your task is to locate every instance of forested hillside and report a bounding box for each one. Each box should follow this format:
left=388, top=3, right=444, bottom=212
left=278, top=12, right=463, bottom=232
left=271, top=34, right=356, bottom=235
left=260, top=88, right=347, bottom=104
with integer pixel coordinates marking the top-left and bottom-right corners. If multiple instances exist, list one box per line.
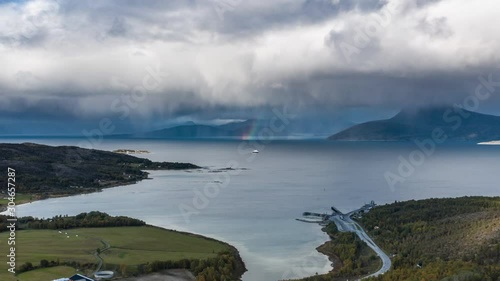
left=294, top=197, right=500, bottom=281
left=0, top=143, right=199, bottom=208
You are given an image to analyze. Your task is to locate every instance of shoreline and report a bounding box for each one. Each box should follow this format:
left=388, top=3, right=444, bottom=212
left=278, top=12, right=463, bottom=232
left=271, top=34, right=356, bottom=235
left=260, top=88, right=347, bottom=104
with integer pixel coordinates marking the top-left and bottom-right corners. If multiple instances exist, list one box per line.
left=0, top=142, right=201, bottom=213
left=0, top=178, right=147, bottom=213
left=0, top=166, right=204, bottom=213
left=10, top=184, right=499, bottom=281
left=3, top=171, right=247, bottom=280
left=1, top=221, right=246, bottom=281
left=297, top=196, right=500, bottom=281
left=296, top=204, right=389, bottom=281
left=146, top=224, right=247, bottom=279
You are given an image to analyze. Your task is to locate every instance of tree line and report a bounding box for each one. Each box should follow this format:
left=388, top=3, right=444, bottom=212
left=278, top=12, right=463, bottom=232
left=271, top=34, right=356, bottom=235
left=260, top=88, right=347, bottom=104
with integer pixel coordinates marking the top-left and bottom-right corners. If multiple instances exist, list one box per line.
left=0, top=211, right=145, bottom=232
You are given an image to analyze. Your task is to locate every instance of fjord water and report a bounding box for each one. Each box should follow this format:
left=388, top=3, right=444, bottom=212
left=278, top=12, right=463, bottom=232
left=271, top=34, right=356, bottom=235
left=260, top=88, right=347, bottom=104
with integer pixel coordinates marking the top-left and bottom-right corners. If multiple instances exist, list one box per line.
left=9, top=138, right=500, bottom=281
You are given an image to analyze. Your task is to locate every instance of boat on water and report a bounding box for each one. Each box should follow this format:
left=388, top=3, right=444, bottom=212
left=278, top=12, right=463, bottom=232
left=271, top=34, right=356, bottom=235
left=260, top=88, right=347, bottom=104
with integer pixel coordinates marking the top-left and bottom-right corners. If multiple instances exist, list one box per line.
left=252, top=150, right=259, bottom=153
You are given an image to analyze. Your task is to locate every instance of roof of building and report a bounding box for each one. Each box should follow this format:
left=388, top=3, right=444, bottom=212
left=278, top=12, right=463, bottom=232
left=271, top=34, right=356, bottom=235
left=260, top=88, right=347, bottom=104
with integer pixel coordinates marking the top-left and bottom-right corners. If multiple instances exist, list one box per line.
left=69, top=274, right=95, bottom=281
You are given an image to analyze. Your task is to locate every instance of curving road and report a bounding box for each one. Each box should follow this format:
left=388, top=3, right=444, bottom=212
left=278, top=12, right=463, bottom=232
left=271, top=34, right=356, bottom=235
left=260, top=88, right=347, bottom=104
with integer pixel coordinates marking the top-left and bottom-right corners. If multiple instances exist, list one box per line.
left=329, top=214, right=391, bottom=280
left=94, top=239, right=111, bottom=274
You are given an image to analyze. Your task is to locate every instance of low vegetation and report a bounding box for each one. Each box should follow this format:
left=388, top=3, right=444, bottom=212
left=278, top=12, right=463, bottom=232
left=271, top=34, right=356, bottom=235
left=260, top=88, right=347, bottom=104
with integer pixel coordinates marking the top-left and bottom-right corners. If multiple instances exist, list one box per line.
left=291, top=223, right=380, bottom=281
left=0, top=212, right=245, bottom=281
left=0, top=143, right=199, bottom=210
left=296, top=197, right=500, bottom=281
left=0, top=211, right=146, bottom=232
left=361, top=197, right=500, bottom=281
left=0, top=211, right=146, bottom=230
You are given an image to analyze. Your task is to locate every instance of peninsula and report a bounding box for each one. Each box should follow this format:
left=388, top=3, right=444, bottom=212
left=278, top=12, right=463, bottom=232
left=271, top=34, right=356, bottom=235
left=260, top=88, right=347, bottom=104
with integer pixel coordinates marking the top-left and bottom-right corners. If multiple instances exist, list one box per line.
left=0, top=143, right=200, bottom=211
left=0, top=212, right=246, bottom=281
left=295, top=197, right=500, bottom=281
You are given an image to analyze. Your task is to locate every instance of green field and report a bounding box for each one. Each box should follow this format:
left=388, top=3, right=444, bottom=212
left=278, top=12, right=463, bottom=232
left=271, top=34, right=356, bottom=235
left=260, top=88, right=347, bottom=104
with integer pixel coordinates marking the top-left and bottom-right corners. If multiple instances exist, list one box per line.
left=17, top=266, right=79, bottom=281
left=0, top=226, right=230, bottom=281
left=0, top=193, right=35, bottom=210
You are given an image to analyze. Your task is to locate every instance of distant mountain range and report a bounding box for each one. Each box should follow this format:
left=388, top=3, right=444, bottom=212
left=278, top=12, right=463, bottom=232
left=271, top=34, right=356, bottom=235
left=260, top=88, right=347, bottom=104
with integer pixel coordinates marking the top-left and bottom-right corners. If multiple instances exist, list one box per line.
left=328, top=106, right=500, bottom=142
left=129, top=118, right=356, bottom=139
left=128, top=120, right=272, bottom=138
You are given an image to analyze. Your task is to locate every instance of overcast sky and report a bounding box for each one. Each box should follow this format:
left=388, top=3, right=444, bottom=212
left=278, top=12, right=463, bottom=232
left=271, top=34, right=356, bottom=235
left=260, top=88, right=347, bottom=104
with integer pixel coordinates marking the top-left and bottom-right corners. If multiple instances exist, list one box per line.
left=0, top=0, right=499, bottom=134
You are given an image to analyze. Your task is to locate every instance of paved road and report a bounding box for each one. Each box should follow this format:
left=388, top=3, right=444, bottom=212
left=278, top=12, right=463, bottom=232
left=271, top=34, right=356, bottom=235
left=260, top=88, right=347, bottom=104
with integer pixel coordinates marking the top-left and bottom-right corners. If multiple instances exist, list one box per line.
left=94, top=239, right=111, bottom=273
left=330, top=215, right=391, bottom=280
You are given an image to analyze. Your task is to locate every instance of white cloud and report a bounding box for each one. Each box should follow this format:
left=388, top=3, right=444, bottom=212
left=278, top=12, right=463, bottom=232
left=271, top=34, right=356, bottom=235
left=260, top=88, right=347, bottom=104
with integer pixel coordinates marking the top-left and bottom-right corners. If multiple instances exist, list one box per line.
left=0, top=0, right=499, bottom=120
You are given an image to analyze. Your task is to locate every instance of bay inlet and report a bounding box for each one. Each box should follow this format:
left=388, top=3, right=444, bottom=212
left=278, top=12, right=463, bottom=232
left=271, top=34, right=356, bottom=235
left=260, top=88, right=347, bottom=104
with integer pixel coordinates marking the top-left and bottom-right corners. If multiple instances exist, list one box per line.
left=10, top=138, right=500, bottom=281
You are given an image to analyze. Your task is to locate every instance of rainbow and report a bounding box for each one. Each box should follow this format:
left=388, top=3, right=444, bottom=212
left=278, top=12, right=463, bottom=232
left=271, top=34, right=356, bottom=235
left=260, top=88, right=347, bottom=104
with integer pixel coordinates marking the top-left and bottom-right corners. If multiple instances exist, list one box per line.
left=240, top=120, right=259, bottom=140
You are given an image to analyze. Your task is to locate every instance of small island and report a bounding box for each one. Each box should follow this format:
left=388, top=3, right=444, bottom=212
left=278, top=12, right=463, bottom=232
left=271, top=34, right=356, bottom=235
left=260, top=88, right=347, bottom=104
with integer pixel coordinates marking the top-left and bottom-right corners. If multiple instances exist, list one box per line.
left=0, top=143, right=200, bottom=211
left=113, top=149, right=150, bottom=154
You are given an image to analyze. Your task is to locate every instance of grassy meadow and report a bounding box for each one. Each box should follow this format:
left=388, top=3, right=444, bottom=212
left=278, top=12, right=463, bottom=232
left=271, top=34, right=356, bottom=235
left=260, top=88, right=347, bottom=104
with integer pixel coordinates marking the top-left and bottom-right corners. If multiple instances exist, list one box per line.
left=0, top=225, right=230, bottom=281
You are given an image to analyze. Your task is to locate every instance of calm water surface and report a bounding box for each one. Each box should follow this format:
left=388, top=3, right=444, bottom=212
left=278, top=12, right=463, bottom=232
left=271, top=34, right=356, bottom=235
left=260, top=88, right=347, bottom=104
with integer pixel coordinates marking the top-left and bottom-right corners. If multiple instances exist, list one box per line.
left=4, top=138, right=500, bottom=281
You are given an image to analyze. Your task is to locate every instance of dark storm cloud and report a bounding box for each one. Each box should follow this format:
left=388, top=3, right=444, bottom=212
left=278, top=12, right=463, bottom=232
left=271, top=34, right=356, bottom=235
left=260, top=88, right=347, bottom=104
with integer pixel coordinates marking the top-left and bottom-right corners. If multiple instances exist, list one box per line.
left=0, top=0, right=500, bottom=133
left=213, top=0, right=382, bottom=37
